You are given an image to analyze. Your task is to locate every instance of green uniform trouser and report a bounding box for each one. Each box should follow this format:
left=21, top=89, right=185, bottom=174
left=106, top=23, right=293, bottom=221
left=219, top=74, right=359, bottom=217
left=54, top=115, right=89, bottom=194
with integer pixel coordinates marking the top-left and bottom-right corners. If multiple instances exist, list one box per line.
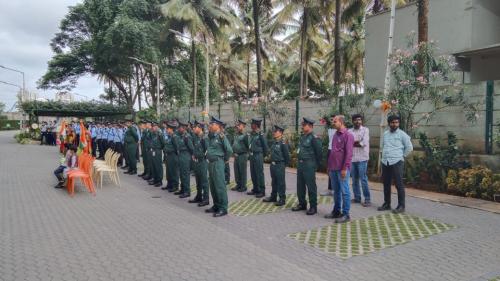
left=234, top=153, right=248, bottom=190
left=208, top=158, right=228, bottom=212
left=224, top=162, right=230, bottom=184
left=270, top=162, right=286, bottom=200
left=194, top=158, right=209, bottom=201
left=249, top=153, right=265, bottom=193
left=142, top=145, right=150, bottom=176
left=179, top=151, right=191, bottom=194
left=166, top=153, right=179, bottom=189
left=151, top=149, right=163, bottom=183
left=297, top=159, right=318, bottom=208
left=146, top=150, right=153, bottom=178
left=126, top=143, right=138, bottom=171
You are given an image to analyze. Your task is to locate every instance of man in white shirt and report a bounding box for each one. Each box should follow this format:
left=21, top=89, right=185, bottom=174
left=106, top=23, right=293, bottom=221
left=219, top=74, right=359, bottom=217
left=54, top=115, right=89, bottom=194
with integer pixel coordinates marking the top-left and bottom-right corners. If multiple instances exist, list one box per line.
left=321, top=114, right=337, bottom=196
left=348, top=114, right=371, bottom=207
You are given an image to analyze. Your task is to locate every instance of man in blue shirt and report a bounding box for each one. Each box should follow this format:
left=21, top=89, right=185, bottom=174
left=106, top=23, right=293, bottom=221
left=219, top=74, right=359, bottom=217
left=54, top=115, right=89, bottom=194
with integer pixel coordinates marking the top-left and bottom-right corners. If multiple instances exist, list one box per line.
left=96, top=123, right=104, bottom=159
left=73, top=121, right=81, bottom=147
left=377, top=115, right=413, bottom=214
left=90, top=122, right=97, bottom=157
left=112, top=123, right=124, bottom=166
left=107, top=123, right=116, bottom=151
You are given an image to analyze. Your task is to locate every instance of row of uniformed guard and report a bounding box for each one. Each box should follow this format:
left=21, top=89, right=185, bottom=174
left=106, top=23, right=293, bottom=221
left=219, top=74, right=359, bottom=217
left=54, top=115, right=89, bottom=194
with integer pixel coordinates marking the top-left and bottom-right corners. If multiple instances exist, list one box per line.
left=115, top=116, right=323, bottom=217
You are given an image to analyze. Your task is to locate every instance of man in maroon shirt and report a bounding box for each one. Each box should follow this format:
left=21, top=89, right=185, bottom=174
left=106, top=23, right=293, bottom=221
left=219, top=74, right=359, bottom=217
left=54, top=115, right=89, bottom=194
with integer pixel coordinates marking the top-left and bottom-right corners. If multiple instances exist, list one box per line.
left=325, top=115, right=354, bottom=223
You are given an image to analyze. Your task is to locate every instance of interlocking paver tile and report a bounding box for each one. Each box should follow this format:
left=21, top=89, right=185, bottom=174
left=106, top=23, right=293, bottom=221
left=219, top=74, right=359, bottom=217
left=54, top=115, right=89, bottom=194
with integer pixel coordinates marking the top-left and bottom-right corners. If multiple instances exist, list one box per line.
left=0, top=131, right=499, bottom=281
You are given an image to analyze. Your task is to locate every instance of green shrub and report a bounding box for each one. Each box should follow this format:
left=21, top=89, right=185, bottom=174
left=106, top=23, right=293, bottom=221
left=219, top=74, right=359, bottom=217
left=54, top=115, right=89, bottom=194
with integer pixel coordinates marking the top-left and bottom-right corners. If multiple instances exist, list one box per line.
left=0, top=120, right=20, bottom=130
left=446, top=166, right=500, bottom=201
left=14, top=132, right=32, bottom=144
left=410, top=132, right=470, bottom=190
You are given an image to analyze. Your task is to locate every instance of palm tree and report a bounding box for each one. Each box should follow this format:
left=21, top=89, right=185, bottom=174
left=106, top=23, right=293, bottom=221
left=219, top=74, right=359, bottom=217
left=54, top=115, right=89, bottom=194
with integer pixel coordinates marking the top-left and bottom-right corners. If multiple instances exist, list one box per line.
left=270, top=0, right=333, bottom=98
left=417, top=0, right=428, bottom=74
left=160, top=0, right=239, bottom=106
left=250, top=0, right=273, bottom=98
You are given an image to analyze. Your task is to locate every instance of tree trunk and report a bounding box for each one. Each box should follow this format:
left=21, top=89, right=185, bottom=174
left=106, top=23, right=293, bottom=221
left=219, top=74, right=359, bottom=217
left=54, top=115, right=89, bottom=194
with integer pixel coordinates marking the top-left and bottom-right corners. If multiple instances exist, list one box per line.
left=417, top=0, right=429, bottom=75
left=304, top=56, right=309, bottom=98
left=334, top=0, right=341, bottom=89
left=192, top=39, right=198, bottom=107
left=354, top=65, right=359, bottom=95
left=299, top=10, right=307, bottom=98
left=334, top=0, right=342, bottom=112
left=246, top=57, right=250, bottom=99
left=252, top=0, right=263, bottom=98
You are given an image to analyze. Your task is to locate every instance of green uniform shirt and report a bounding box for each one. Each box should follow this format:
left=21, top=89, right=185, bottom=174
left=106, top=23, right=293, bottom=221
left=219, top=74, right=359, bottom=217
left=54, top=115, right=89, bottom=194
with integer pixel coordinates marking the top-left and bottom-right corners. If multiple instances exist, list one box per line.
left=150, top=130, right=165, bottom=150
left=177, top=131, right=194, bottom=154
left=124, top=126, right=139, bottom=144
left=249, top=131, right=268, bottom=154
left=192, top=134, right=207, bottom=159
left=232, top=132, right=249, bottom=154
left=207, top=132, right=233, bottom=162
left=143, top=129, right=152, bottom=150
left=298, top=132, right=322, bottom=164
left=163, top=132, right=178, bottom=154
left=271, top=138, right=290, bottom=165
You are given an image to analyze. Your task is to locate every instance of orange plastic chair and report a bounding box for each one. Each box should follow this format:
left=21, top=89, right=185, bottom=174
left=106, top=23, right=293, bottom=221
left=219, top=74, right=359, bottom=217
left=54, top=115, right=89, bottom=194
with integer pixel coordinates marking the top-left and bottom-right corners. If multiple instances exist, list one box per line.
left=66, top=153, right=96, bottom=196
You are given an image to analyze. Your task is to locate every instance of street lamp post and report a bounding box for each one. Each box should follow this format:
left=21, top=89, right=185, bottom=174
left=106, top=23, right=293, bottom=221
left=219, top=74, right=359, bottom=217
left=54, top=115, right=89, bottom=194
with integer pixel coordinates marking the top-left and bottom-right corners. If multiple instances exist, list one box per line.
left=128, top=57, right=160, bottom=120
left=377, top=0, right=397, bottom=175
left=168, top=29, right=210, bottom=119
left=0, top=65, right=25, bottom=101
left=0, top=80, right=24, bottom=132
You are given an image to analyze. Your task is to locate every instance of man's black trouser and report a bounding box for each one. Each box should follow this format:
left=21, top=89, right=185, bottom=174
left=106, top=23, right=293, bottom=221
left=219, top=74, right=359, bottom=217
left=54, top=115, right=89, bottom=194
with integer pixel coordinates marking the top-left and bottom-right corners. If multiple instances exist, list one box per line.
left=382, top=160, right=405, bottom=208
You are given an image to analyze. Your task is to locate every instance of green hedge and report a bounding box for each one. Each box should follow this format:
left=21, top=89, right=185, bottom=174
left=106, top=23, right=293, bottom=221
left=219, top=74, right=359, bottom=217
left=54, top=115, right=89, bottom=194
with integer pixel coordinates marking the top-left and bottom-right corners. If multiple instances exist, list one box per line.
left=20, top=100, right=130, bottom=117
left=0, top=120, right=20, bottom=130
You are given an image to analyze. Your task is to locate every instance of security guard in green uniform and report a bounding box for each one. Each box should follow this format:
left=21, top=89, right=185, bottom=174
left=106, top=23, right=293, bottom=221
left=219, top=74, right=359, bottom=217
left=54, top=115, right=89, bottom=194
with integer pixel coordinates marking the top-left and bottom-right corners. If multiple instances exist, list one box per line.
left=231, top=119, right=249, bottom=192
left=138, top=121, right=148, bottom=178
left=174, top=120, right=194, bottom=198
left=221, top=123, right=231, bottom=185
left=148, top=122, right=165, bottom=187
left=205, top=116, right=233, bottom=217
left=162, top=120, right=180, bottom=192
left=142, top=120, right=154, bottom=181
left=247, top=118, right=268, bottom=198
left=123, top=119, right=139, bottom=175
left=292, top=117, right=323, bottom=215
left=188, top=121, right=210, bottom=207
left=263, top=125, right=290, bottom=206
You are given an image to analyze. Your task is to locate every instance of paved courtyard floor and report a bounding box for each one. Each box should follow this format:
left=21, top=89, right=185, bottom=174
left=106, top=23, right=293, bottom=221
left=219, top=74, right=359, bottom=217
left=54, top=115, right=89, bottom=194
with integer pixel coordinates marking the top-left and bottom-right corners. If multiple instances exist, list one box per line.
left=0, top=131, right=499, bottom=281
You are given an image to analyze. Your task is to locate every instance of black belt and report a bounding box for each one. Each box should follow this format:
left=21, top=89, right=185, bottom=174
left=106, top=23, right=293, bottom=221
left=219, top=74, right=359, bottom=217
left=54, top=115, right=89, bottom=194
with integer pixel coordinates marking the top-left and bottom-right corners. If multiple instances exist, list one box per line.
left=299, top=159, right=315, bottom=163
left=271, top=161, right=284, bottom=165
left=235, top=152, right=248, bottom=156
left=208, top=156, right=223, bottom=163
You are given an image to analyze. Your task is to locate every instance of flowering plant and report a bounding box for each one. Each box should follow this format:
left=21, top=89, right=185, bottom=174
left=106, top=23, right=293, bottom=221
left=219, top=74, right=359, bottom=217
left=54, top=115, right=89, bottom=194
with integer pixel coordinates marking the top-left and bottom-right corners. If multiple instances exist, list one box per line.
left=387, top=34, right=479, bottom=135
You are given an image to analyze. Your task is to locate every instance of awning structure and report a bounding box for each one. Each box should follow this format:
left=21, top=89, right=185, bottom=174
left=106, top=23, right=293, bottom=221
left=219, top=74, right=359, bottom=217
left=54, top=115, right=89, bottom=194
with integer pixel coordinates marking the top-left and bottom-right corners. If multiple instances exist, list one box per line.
left=453, top=43, right=500, bottom=57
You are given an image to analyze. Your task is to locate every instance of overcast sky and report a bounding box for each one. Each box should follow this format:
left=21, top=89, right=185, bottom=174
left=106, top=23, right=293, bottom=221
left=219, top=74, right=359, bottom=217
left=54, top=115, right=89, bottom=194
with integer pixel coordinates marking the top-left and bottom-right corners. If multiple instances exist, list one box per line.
left=0, top=0, right=102, bottom=111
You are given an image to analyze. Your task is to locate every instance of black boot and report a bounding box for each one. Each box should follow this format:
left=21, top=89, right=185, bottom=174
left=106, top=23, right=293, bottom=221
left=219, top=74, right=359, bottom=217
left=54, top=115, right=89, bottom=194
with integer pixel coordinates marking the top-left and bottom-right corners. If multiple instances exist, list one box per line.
left=306, top=206, right=317, bottom=215
left=188, top=196, right=202, bottom=203
left=198, top=200, right=209, bottom=207
left=291, top=204, right=307, bottom=212
left=263, top=196, right=277, bottom=203
left=275, top=198, right=286, bottom=206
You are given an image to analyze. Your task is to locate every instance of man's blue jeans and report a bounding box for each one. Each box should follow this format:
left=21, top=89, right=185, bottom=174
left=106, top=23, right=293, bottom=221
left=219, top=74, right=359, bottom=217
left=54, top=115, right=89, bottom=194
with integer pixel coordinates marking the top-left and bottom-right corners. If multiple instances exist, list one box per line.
left=330, top=170, right=351, bottom=216
left=351, top=161, right=370, bottom=203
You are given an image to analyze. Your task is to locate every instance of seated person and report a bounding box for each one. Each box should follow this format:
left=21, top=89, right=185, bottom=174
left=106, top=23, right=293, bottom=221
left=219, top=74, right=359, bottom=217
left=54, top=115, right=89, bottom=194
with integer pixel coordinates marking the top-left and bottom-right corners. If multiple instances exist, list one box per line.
left=54, top=145, right=78, bottom=188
